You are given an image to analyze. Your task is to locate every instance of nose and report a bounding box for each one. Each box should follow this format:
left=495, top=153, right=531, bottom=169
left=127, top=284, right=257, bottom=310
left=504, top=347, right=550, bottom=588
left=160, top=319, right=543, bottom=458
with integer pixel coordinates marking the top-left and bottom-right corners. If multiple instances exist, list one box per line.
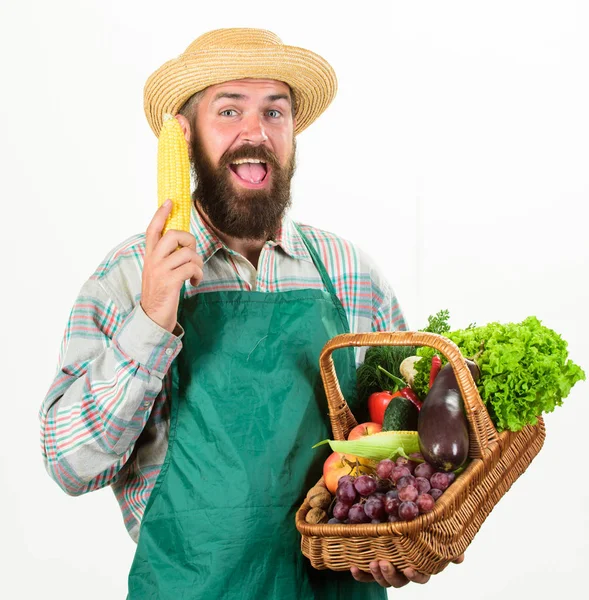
left=240, top=113, right=268, bottom=145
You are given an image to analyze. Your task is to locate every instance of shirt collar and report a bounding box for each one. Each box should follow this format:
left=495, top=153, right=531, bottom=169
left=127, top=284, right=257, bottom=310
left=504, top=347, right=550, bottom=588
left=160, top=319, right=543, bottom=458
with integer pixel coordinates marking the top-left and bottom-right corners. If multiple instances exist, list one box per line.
left=271, top=215, right=312, bottom=262
left=189, top=204, right=225, bottom=264
left=189, top=205, right=312, bottom=263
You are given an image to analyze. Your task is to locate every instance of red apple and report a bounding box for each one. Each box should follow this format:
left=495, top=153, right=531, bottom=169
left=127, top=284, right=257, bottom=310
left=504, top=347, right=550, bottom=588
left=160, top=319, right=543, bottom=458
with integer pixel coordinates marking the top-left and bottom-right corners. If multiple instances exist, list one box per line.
left=323, top=451, right=373, bottom=495
left=347, top=422, right=382, bottom=440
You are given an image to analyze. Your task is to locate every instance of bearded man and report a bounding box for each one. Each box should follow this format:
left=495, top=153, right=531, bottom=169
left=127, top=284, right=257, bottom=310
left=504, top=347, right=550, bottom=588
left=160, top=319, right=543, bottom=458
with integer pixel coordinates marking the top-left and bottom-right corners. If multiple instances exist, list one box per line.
left=40, top=28, right=456, bottom=599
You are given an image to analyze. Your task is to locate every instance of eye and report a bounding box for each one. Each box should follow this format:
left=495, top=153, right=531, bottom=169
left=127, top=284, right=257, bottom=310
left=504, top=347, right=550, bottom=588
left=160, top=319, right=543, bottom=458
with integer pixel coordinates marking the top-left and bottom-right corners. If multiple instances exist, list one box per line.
left=220, top=109, right=237, bottom=117
left=267, top=109, right=282, bottom=118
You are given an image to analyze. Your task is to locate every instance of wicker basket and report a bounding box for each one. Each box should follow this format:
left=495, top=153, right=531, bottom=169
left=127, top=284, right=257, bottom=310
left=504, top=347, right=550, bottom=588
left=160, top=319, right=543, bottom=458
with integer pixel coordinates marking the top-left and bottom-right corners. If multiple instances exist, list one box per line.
left=295, top=331, right=546, bottom=574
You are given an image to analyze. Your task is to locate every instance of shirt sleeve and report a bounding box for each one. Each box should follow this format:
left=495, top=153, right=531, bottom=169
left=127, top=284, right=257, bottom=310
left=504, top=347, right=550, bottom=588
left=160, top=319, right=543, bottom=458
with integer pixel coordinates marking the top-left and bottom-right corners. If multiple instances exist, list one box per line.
left=370, top=263, right=409, bottom=332
left=39, top=277, right=182, bottom=495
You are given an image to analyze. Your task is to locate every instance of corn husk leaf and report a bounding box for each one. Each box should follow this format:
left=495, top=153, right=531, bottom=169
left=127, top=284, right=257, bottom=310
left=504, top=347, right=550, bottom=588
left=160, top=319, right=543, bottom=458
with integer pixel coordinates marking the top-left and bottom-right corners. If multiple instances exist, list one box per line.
left=315, top=430, right=420, bottom=462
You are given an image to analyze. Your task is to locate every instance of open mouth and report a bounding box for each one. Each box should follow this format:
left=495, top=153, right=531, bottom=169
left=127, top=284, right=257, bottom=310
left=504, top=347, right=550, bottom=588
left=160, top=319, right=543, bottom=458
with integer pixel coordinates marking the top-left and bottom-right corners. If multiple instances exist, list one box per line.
left=228, top=158, right=269, bottom=188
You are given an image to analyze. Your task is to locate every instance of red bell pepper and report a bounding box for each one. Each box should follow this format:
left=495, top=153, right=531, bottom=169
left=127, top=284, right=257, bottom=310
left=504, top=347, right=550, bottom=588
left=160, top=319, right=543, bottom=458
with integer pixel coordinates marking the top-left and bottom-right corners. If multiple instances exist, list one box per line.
left=396, top=386, right=422, bottom=411
left=429, top=355, right=442, bottom=388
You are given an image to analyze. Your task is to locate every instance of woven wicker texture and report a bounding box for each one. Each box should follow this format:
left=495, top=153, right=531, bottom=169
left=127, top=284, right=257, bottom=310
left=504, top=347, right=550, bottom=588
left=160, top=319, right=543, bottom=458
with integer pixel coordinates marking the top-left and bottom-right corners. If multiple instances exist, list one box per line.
left=295, top=332, right=546, bottom=574
left=143, top=28, right=337, bottom=137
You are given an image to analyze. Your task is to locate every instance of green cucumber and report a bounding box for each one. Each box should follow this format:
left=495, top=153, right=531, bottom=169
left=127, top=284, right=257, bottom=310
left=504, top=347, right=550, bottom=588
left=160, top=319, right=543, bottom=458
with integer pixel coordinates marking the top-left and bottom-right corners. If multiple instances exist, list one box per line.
left=382, top=396, right=418, bottom=432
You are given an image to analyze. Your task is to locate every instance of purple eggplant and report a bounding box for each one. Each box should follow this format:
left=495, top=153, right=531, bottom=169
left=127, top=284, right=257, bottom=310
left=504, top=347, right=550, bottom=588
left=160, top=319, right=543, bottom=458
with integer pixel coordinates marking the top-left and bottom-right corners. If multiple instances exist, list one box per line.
left=417, top=359, right=480, bottom=472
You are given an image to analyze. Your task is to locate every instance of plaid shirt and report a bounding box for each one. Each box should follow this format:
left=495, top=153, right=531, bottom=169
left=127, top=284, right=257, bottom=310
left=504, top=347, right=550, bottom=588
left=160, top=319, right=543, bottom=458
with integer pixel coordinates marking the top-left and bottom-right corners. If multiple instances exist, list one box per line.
left=40, top=207, right=407, bottom=541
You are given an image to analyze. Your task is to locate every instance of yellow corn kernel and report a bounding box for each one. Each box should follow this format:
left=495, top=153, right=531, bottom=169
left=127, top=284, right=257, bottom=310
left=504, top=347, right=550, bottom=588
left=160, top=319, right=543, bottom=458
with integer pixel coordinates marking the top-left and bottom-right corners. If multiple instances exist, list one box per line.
left=157, top=114, right=191, bottom=235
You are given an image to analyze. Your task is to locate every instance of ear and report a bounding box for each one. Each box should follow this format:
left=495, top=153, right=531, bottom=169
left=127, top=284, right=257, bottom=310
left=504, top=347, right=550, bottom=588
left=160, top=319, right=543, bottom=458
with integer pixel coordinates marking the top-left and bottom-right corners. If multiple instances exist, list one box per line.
left=175, top=114, right=191, bottom=144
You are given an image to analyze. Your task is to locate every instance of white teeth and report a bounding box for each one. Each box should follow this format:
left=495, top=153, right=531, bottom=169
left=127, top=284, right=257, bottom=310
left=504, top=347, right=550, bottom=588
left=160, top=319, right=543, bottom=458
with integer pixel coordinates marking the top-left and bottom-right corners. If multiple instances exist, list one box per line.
left=231, top=158, right=266, bottom=165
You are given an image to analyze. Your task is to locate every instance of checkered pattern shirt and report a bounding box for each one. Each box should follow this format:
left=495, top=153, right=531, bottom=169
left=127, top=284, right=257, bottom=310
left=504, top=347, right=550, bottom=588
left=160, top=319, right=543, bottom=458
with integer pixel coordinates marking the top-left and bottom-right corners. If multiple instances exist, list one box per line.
left=39, top=207, right=407, bottom=541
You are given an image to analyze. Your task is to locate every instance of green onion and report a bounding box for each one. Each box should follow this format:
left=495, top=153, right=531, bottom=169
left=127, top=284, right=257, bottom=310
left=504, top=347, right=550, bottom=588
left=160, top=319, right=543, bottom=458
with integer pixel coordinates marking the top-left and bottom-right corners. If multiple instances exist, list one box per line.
left=376, top=365, right=407, bottom=389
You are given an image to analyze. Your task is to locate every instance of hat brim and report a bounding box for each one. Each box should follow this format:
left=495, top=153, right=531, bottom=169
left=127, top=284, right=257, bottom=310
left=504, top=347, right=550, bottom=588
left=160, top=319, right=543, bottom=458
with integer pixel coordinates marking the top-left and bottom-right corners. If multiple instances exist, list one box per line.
left=144, top=45, right=337, bottom=137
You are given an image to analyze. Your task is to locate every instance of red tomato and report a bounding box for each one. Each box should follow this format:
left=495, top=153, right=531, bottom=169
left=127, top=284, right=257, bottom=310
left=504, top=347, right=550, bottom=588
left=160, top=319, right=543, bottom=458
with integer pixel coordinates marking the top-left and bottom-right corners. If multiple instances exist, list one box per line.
left=367, top=391, right=394, bottom=424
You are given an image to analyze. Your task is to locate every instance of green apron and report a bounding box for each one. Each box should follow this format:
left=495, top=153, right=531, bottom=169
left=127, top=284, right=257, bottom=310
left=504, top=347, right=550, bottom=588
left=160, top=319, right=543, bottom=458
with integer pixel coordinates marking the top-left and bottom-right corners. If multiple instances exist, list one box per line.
left=127, top=228, right=384, bottom=599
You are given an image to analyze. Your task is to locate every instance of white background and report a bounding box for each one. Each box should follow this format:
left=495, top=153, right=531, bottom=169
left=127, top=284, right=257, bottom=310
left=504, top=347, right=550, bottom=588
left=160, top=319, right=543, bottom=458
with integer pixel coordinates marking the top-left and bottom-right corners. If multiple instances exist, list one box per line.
left=1, top=1, right=587, bottom=598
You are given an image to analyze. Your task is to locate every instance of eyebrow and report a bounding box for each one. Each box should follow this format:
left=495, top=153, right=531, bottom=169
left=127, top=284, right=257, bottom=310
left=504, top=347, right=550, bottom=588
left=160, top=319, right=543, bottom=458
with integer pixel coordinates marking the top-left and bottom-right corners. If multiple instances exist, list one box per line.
left=212, top=92, right=291, bottom=105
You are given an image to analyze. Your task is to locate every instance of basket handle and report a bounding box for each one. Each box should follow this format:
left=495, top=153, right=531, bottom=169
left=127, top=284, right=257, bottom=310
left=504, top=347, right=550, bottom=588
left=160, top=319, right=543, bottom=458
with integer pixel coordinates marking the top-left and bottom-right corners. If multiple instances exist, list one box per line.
left=319, top=331, right=499, bottom=458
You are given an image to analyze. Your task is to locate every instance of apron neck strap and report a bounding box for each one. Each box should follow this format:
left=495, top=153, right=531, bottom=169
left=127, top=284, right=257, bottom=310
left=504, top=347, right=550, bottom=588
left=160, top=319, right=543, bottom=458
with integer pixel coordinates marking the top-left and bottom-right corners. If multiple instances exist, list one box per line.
left=292, top=222, right=338, bottom=298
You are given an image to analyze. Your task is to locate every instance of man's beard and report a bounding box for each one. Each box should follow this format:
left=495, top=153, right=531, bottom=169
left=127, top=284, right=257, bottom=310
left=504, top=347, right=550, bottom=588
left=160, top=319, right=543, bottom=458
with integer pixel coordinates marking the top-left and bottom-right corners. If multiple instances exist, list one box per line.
left=189, top=130, right=297, bottom=240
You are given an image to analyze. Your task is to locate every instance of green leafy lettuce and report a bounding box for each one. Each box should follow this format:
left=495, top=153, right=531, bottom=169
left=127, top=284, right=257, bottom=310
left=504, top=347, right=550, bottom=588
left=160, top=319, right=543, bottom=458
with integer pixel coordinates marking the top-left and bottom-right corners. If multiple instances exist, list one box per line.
left=414, top=316, right=585, bottom=432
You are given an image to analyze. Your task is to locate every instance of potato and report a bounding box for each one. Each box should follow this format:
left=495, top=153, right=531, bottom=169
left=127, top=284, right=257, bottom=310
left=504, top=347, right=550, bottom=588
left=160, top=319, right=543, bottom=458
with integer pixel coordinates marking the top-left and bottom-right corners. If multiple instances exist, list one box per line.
left=308, top=490, right=332, bottom=510
left=305, top=508, right=327, bottom=524
left=306, top=484, right=327, bottom=499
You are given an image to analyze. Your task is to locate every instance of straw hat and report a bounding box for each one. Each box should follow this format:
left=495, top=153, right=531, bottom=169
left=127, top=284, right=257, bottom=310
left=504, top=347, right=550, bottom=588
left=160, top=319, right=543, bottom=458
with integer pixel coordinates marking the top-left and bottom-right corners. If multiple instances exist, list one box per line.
left=143, top=28, right=337, bottom=137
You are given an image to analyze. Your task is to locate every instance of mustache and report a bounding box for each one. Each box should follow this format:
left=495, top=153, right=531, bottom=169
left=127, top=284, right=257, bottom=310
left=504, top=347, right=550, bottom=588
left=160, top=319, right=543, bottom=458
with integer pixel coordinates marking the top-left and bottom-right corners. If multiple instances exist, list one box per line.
left=218, top=144, right=280, bottom=170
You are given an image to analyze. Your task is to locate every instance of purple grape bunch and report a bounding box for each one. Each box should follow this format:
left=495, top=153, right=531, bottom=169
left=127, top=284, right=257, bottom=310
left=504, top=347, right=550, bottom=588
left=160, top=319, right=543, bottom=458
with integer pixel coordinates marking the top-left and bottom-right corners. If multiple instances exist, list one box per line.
left=329, top=453, right=457, bottom=524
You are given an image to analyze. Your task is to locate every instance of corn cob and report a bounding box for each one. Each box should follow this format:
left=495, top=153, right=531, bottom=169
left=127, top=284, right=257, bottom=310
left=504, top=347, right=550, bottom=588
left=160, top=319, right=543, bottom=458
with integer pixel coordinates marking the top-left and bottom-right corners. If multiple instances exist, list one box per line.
left=157, top=113, right=191, bottom=234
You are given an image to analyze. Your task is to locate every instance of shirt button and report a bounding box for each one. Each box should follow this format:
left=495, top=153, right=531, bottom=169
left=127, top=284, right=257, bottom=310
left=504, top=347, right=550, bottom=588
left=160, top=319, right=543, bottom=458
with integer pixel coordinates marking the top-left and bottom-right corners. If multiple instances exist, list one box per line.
left=143, top=401, right=150, bottom=408
left=165, top=348, right=173, bottom=356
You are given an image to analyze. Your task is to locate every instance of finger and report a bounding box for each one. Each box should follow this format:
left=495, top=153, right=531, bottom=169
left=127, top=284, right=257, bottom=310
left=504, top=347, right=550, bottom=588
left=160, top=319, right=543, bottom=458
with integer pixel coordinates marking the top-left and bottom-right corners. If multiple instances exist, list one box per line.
left=173, top=261, right=203, bottom=285
left=377, top=561, right=410, bottom=588
left=350, top=567, right=375, bottom=583
left=146, top=200, right=172, bottom=256
left=154, top=230, right=198, bottom=259
left=189, top=272, right=203, bottom=287
left=366, top=561, right=391, bottom=588
left=402, top=567, right=431, bottom=585
left=163, top=247, right=201, bottom=271
left=174, top=253, right=203, bottom=286
left=452, top=554, right=465, bottom=565
left=173, top=260, right=204, bottom=287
